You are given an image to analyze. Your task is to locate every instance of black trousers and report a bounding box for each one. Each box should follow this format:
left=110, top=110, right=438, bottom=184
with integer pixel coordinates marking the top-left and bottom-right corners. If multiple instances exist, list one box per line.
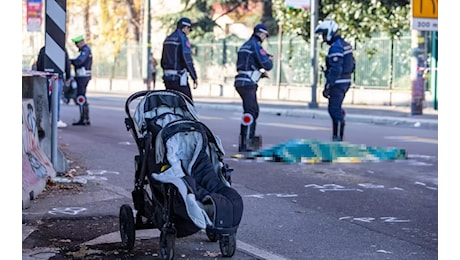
left=235, top=85, right=259, bottom=121
left=163, top=75, right=193, bottom=102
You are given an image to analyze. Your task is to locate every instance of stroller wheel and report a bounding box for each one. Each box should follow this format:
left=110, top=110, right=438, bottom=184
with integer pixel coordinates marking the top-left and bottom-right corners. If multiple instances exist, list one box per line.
left=160, top=226, right=176, bottom=260
left=219, top=233, right=236, bottom=257
left=119, top=204, right=136, bottom=250
left=206, top=229, right=218, bottom=242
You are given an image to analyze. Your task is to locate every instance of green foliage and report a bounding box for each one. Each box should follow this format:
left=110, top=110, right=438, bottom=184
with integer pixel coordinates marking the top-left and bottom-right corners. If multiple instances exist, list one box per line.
left=157, top=0, right=249, bottom=38
left=273, top=0, right=411, bottom=44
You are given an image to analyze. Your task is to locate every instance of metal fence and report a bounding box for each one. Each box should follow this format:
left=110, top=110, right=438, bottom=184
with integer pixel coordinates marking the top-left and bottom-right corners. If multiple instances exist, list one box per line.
left=23, top=33, right=415, bottom=90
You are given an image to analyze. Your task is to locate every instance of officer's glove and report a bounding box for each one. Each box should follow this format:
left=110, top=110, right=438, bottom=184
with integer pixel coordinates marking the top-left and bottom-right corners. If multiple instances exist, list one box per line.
left=193, top=80, right=198, bottom=89
left=322, top=84, right=331, bottom=99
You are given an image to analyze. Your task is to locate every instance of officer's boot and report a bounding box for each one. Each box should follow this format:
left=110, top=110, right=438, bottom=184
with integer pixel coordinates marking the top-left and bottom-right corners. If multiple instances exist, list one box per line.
left=238, top=124, right=249, bottom=152
left=248, top=121, right=261, bottom=151
left=73, top=104, right=85, bottom=126
left=332, top=121, right=341, bottom=141
left=83, top=103, right=91, bottom=125
left=339, top=120, right=345, bottom=141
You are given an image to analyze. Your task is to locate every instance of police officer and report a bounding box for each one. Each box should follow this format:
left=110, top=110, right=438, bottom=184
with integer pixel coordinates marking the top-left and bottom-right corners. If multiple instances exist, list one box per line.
left=234, top=23, right=273, bottom=152
left=70, top=35, right=93, bottom=126
left=161, top=17, right=198, bottom=102
left=36, top=45, right=71, bottom=128
left=315, top=20, right=355, bottom=141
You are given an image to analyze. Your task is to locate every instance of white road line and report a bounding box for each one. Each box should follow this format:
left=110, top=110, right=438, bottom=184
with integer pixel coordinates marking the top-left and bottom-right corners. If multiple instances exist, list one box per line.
left=261, top=122, right=328, bottom=131
left=237, top=240, right=291, bottom=260
left=385, top=136, right=437, bottom=144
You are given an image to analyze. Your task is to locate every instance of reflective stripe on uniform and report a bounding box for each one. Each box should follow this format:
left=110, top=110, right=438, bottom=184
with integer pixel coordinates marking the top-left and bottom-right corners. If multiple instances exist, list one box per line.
left=164, top=70, right=178, bottom=75
left=235, top=78, right=253, bottom=83
left=335, top=78, right=351, bottom=84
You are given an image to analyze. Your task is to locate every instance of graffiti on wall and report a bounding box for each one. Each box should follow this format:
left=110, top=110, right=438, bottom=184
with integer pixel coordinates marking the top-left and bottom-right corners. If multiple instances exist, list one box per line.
left=22, top=99, right=54, bottom=187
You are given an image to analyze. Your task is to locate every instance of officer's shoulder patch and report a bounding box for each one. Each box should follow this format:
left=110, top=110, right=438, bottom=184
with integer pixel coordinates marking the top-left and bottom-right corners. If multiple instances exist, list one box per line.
left=332, top=56, right=339, bottom=62
left=259, top=49, right=267, bottom=56
left=186, top=40, right=191, bottom=48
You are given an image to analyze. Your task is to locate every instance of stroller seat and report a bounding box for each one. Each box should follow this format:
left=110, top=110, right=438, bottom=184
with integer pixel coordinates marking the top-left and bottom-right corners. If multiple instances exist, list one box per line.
left=121, top=90, right=242, bottom=258
left=151, top=119, right=243, bottom=237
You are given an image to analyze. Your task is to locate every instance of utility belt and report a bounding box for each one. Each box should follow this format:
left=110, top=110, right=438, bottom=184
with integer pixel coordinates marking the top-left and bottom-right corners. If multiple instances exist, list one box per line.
left=334, top=73, right=352, bottom=84
left=238, top=70, right=263, bottom=83
left=76, top=67, right=91, bottom=77
left=164, top=69, right=188, bottom=86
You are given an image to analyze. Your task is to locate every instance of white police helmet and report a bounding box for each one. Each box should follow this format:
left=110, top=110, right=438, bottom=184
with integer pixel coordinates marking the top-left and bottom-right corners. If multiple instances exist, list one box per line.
left=314, top=19, right=338, bottom=43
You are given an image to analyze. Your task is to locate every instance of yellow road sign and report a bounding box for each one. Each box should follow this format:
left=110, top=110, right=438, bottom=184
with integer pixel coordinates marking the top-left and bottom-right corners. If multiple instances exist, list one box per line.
left=412, top=0, right=438, bottom=19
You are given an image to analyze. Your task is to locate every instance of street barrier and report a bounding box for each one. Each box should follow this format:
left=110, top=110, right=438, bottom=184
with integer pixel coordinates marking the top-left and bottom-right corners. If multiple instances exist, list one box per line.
left=22, top=73, right=68, bottom=209
left=22, top=99, right=56, bottom=209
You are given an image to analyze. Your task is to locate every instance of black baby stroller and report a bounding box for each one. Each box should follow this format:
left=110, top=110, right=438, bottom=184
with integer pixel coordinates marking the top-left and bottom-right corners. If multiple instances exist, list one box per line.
left=121, top=89, right=244, bottom=259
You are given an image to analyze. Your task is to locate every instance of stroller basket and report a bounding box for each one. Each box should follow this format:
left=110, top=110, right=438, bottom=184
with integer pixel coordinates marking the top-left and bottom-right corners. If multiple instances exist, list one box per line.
left=120, top=90, right=243, bottom=259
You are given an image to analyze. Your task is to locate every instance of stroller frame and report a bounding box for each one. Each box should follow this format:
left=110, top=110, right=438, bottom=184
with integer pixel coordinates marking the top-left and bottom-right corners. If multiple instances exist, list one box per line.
left=120, top=90, right=238, bottom=259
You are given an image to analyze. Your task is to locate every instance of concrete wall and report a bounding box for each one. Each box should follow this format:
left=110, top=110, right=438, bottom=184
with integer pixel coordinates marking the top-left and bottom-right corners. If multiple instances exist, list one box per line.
left=22, top=73, right=68, bottom=209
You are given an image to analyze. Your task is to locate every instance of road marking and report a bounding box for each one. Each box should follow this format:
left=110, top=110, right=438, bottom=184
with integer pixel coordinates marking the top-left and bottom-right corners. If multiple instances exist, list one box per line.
left=237, top=240, right=291, bottom=260
left=385, top=136, right=437, bottom=144
left=244, top=193, right=298, bottom=199
left=339, top=216, right=411, bottom=223
left=199, top=115, right=223, bottom=120
left=304, top=184, right=363, bottom=192
left=48, top=207, right=87, bottom=215
left=261, top=122, right=329, bottom=131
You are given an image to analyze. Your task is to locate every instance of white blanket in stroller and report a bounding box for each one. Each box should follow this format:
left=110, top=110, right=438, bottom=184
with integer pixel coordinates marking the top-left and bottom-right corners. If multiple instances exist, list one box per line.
left=151, top=131, right=213, bottom=229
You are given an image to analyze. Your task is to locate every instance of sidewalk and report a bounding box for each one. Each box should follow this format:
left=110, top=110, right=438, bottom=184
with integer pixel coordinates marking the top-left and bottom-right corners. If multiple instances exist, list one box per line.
left=87, top=88, right=438, bottom=130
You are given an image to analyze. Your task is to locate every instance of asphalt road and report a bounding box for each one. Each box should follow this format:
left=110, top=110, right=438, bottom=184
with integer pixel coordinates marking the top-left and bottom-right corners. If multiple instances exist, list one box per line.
left=22, top=93, right=438, bottom=260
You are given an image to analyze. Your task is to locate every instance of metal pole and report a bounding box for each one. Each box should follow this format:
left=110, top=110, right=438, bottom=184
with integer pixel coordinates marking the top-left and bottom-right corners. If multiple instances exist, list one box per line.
left=430, top=31, right=438, bottom=110
left=51, top=73, right=59, bottom=167
left=410, top=30, right=424, bottom=115
left=308, top=0, right=319, bottom=108
left=276, top=23, right=283, bottom=99
left=146, top=0, right=152, bottom=90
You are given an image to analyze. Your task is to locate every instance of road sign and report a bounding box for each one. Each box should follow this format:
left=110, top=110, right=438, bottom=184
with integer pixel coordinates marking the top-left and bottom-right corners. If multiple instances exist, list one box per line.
left=26, top=0, right=43, bottom=32
left=285, top=0, right=311, bottom=9
left=411, top=0, right=438, bottom=31
left=412, top=0, right=438, bottom=19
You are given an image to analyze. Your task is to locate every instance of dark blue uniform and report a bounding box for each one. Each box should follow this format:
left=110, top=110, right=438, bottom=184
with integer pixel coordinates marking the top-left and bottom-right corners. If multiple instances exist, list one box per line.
left=324, top=34, right=354, bottom=122
left=234, top=31, right=273, bottom=152
left=71, top=43, right=93, bottom=125
left=322, top=34, right=354, bottom=140
left=161, top=29, right=197, bottom=101
left=71, top=44, right=92, bottom=98
left=234, top=34, right=273, bottom=118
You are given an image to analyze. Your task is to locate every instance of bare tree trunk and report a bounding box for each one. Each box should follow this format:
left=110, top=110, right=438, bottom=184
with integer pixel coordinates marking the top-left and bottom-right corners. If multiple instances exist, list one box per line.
left=261, top=0, right=277, bottom=35
left=84, top=0, right=92, bottom=43
left=123, top=0, right=141, bottom=42
left=110, top=55, right=118, bottom=91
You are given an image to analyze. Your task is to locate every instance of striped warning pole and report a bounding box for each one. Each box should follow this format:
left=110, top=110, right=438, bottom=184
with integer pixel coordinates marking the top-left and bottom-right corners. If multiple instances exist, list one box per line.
left=44, top=0, right=66, bottom=167
left=44, top=0, right=66, bottom=76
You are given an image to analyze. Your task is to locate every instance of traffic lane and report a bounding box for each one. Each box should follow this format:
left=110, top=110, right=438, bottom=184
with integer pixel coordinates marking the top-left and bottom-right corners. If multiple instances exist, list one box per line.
left=81, top=95, right=438, bottom=159
left=60, top=103, right=142, bottom=192
left=197, top=110, right=438, bottom=159
left=59, top=97, right=436, bottom=258
left=197, top=110, right=438, bottom=257
left=230, top=159, right=437, bottom=260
